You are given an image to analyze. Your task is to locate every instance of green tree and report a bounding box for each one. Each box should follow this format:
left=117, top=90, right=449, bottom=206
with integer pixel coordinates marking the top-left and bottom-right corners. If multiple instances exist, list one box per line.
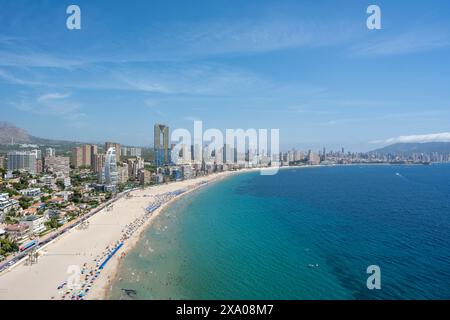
left=56, top=180, right=66, bottom=191
left=41, top=195, right=51, bottom=202
left=72, top=190, right=82, bottom=203
left=45, top=217, right=62, bottom=230
left=0, top=237, right=19, bottom=256
left=19, top=197, right=32, bottom=210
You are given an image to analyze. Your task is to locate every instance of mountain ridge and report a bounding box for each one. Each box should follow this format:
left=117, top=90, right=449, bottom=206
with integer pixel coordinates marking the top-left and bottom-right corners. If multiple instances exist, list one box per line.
left=371, top=142, right=450, bottom=155
left=0, top=121, right=76, bottom=145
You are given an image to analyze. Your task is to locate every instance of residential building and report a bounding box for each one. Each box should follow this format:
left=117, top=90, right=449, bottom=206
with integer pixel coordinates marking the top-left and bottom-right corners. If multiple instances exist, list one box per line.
left=152, top=173, right=164, bottom=184
left=19, top=188, right=42, bottom=198
left=71, top=147, right=82, bottom=168
left=154, top=124, right=170, bottom=166
left=42, top=175, right=55, bottom=188
left=44, top=156, right=70, bottom=176
left=0, top=193, right=20, bottom=222
left=93, top=153, right=105, bottom=174
left=71, top=145, right=95, bottom=168
left=122, top=147, right=142, bottom=157
left=7, top=151, right=37, bottom=174
left=138, top=169, right=151, bottom=185
left=307, top=151, right=321, bottom=165
left=5, top=224, right=30, bottom=242
left=118, top=163, right=129, bottom=184
left=127, top=157, right=144, bottom=179
left=45, top=148, right=56, bottom=157
left=21, top=215, right=46, bottom=234
left=181, top=164, right=195, bottom=180
left=90, top=145, right=98, bottom=167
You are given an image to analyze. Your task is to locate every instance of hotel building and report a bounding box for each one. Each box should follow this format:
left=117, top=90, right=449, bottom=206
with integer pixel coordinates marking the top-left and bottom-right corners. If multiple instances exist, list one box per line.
left=154, top=124, right=170, bottom=167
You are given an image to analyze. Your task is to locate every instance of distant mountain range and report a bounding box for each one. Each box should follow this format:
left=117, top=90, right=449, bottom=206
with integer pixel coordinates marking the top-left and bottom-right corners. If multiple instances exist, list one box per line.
left=371, top=142, right=450, bottom=155
left=0, top=122, right=74, bottom=145
left=0, top=122, right=32, bottom=144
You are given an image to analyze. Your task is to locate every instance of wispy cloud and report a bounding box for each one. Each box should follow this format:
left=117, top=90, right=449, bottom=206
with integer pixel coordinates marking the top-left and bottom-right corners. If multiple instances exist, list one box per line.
left=370, top=132, right=450, bottom=144
left=37, top=92, right=71, bottom=102
left=112, top=63, right=269, bottom=96
left=352, top=29, right=450, bottom=57
left=0, top=69, right=42, bottom=86
left=10, top=92, right=87, bottom=128
left=318, top=111, right=442, bottom=126
left=1, top=59, right=272, bottom=98
left=0, top=50, right=83, bottom=68
left=165, top=19, right=356, bottom=57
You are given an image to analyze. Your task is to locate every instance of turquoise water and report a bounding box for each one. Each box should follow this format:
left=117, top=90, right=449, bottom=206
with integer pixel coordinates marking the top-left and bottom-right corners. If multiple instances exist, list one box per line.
left=109, top=164, right=450, bottom=300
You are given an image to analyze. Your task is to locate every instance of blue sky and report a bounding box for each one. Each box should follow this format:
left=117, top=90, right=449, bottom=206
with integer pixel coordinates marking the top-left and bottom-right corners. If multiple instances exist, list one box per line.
left=1, top=0, right=450, bottom=151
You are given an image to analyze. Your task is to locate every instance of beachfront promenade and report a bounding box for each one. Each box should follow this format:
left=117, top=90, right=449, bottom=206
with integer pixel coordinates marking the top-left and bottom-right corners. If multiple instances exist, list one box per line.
left=0, top=171, right=236, bottom=300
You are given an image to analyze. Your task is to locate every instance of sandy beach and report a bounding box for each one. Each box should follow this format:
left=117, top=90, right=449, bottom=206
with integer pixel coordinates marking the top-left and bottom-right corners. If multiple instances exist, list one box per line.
left=0, top=170, right=246, bottom=300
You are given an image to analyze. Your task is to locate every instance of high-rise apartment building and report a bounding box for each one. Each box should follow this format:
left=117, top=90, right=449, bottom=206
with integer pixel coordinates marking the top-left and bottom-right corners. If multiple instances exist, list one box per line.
left=154, top=124, right=169, bottom=167
left=122, top=147, right=142, bottom=158
left=81, top=145, right=91, bottom=168
left=118, top=163, right=129, bottom=184
left=7, top=151, right=37, bottom=174
left=93, top=153, right=105, bottom=174
left=71, top=147, right=82, bottom=168
left=91, top=145, right=98, bottom=167
left=71, top=144, right=97, bottom=168
left=126, top=157, right=145, bottom=179
left=139, top=169, right=151, bottom=185
left=307, top=151, right=321, bottom=165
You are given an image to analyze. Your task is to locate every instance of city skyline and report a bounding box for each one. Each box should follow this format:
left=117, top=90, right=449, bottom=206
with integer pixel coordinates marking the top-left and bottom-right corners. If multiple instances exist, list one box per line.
left=1, top=0, right=450, bottom=151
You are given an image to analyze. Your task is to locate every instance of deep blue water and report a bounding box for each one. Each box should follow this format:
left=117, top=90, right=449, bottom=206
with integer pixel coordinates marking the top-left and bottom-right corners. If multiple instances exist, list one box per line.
left=109, top=164, right=450, bottom=300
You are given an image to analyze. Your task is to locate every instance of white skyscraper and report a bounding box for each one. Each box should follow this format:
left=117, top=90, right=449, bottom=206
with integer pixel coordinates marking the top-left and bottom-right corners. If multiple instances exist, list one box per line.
left=102, top=147, right=118, bottom=186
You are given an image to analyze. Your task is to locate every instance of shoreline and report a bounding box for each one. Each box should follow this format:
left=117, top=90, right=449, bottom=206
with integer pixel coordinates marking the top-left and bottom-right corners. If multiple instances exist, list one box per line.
left=92, top=162, right=431, bottom=300
left=0, top=168, right=257, bottom=300
left=89, top=169, right=245, bottom=300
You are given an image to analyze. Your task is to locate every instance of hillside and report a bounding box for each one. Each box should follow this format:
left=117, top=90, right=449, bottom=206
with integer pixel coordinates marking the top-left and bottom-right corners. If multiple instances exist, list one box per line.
left=0, top=122, right=75, bottom=146
left=371, top=142, right=450, bottom=155
left=0, top=122, right=32, bottom=144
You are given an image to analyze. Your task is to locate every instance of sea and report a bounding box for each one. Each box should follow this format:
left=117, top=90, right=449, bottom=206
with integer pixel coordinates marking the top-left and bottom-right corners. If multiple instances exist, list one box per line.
left=108, top=164, right=450, bottom=300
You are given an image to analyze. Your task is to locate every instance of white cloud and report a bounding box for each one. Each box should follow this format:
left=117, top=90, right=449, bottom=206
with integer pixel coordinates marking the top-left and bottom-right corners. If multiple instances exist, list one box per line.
left=0, top=69, right=42, bottom=86
left=370, top=132, right=450, bottom=144
left=37, top=92, right=71, bottom=102
left=10, top=92, right=87, bottom=128
left=0, top=50, right=83, bottom=68
left=352, top=29, right=450, bottom=57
